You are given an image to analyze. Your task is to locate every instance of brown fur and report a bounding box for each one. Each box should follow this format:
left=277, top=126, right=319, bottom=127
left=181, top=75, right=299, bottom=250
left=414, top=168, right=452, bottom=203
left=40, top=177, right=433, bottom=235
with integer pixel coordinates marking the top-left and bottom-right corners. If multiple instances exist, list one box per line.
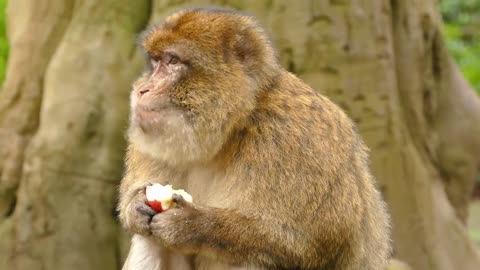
left=119, top=7, right=391, bottom=270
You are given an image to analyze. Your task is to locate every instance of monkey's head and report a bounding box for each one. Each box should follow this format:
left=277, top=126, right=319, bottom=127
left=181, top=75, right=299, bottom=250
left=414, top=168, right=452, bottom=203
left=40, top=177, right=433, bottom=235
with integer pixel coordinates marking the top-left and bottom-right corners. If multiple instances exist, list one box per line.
left=128, top=8, right=279, bottom=166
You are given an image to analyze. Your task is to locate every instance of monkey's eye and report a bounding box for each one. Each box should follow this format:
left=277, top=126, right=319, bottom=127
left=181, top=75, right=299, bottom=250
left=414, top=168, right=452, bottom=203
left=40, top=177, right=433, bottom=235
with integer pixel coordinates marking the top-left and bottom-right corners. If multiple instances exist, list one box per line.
left=167, top=55, right=180, bottom=65
left=163, top=53, right=180, bottom=65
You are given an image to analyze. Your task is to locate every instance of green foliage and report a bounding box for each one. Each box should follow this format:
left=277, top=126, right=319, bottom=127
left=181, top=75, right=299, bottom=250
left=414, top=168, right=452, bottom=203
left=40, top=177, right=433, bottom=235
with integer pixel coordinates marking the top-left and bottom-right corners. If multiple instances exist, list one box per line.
left=0, top=0, right=7, bottom=85
left=442, top=0, right=480, bottom=24
left=441, top=0, right=480, bottom=93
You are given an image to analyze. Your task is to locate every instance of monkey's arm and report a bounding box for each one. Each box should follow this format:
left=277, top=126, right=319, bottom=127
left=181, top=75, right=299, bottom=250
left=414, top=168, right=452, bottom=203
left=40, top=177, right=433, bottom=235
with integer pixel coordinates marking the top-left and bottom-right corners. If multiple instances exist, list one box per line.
left=150, top=195, right=335, bottom=269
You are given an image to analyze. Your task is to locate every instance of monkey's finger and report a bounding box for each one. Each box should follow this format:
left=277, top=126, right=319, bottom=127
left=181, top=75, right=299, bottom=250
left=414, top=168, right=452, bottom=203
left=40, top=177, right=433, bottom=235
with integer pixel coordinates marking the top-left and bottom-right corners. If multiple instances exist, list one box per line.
left=130, top=182, right=153, bottom=197
left=172, top=194, right=190, bottom=208
left=136, top=203, right=158, bottom=216
left=139, top=182, right=154, bottom=193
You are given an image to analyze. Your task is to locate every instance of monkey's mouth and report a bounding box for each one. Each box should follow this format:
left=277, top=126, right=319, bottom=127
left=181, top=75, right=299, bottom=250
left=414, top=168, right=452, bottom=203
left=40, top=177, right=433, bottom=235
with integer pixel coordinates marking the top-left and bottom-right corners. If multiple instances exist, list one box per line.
left=133, top=106, right=163, bottom=128
left=132, top=104, right=184, bottom=134
left=135, top=107, right=160, bottom=117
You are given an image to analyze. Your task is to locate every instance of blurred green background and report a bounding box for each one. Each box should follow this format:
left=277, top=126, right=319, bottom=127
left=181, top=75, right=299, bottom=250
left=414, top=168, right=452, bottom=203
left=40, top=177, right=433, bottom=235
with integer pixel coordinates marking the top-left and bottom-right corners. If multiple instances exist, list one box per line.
left=440, top=0, right=480, bottom=246
left=0, top=0, right=7, bottom=84
left=442, top=0, right=480, bottom=93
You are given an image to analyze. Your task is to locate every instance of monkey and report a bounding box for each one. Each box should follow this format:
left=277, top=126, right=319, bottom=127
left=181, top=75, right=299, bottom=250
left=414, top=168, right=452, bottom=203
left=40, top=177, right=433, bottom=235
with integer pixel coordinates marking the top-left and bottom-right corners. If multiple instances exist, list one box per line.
left=118, top=7, right=391, bottom=270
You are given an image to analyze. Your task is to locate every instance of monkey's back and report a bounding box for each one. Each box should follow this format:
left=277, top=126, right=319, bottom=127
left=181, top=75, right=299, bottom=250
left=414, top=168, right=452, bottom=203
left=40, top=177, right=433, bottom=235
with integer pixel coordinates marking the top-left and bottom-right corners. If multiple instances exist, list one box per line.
left=221, top=70, right=391, bottom=269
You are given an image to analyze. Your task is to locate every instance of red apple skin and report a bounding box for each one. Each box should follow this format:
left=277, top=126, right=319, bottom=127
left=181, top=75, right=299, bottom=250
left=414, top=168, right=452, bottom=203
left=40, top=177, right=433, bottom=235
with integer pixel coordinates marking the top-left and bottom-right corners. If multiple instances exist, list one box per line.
left=148, top=200, right=163, bottom=213
left=145, top=184, right=165, bottom=212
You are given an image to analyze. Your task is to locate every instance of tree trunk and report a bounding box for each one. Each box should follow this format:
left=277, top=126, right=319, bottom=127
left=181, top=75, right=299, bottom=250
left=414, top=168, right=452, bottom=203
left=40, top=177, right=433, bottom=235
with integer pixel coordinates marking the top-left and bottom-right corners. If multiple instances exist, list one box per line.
left=0, top=0, right=150, bottom=269
left=1, top=0, right=479, bottom=270
left=0, top=0, right=76, bottom=267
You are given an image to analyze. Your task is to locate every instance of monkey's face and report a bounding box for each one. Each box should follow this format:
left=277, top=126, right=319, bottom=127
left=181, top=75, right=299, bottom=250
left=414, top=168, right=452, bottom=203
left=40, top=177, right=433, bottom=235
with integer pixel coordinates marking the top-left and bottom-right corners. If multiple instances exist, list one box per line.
left=130, top=52, right=190, bottom=135
left=128, top=10, right=271, bottom=166
left=128, top=47, right=211, bottom=166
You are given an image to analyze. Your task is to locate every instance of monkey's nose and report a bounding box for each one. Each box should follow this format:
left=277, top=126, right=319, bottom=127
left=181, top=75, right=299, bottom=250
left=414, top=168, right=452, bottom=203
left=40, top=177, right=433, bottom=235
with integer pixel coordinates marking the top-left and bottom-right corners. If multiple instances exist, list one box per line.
left=139, top=88, right=150, bottom=96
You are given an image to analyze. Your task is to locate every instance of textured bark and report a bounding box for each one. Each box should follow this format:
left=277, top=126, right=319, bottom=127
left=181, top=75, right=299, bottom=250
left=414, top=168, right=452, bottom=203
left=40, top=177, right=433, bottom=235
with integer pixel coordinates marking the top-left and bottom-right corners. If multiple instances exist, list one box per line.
left=0, top=0, right=150, bottom=269
left=1, top=0, right=479, bottom=270
left=0, top=0, right=76, bottom=267
left=0, top=0, right=74, bottom=219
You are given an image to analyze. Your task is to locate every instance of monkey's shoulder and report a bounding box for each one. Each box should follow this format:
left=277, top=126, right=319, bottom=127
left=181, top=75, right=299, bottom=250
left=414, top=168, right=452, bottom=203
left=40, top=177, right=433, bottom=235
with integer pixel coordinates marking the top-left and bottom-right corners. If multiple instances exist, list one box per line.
left=253, top=72, right=357, bottom=143
left=225, top=73, right=364, bottom=177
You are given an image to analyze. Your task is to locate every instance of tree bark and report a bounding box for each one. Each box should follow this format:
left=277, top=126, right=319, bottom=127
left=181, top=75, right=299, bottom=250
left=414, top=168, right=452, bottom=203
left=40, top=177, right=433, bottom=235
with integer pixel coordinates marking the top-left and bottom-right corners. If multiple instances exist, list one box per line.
left=0, top=0, right=74, bottom=218
left=0, top=0, right=150, bottom=269
left=0, top=0, right=76, bottom=267
left=1, top=0, right=479, bottom=270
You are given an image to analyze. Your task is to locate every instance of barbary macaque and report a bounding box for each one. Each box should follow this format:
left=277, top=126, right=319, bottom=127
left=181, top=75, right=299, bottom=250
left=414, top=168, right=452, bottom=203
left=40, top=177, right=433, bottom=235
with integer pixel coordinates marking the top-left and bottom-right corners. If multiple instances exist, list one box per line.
left=119, top=7, right=391, bottom=270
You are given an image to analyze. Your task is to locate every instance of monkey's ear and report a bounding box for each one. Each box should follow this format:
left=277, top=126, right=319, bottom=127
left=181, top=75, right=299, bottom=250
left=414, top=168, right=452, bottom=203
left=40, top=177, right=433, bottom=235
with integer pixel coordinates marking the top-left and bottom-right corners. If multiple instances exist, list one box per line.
left=232, top=27, right=278, bottom=84
left=233, top=29, right=264, bottom=69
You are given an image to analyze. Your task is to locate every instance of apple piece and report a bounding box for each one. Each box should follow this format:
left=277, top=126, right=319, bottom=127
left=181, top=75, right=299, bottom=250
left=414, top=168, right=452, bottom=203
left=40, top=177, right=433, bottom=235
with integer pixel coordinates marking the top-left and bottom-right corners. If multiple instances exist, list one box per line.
left=145, top=184, right=193, bottom=213
left=145, top=184, right=174, bottom=212
left=148, top=199, right=164, bottom=213
left=174, top=189, right=193, bottom=203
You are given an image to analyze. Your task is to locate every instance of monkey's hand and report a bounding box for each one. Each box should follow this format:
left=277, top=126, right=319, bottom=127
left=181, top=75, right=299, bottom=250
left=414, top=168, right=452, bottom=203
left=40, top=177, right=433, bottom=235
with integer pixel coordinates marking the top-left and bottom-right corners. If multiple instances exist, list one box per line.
left=122, top=183, right=158, bottom=236
left=149, top=194, right=206, bottom=252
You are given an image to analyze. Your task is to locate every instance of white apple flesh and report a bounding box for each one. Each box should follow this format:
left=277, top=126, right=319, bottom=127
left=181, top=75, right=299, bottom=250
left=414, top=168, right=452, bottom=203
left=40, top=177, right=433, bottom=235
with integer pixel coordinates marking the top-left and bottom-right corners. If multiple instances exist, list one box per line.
left=145, top=183, right=192, bottom=212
